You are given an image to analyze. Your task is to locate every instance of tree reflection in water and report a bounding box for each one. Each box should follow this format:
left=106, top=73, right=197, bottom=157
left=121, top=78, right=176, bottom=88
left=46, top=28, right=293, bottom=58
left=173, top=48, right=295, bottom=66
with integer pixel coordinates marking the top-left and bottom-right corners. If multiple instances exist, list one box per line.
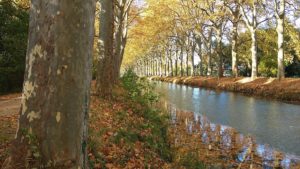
left=167, top=104, right=300, bottom=169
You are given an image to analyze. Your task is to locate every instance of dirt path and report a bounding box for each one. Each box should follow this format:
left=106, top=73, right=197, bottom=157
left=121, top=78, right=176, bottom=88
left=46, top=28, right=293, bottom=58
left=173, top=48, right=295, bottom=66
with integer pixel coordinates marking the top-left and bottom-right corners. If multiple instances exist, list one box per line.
left=0, top=97, right=21, bottom=116
left=0, top=95, right=20, bottom=166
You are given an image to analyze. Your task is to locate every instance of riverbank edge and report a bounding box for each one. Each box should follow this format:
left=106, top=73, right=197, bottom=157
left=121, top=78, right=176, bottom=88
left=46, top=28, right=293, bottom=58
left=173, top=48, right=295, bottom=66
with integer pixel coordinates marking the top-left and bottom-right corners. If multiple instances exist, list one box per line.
left=150, top=76, right=300, bottom=104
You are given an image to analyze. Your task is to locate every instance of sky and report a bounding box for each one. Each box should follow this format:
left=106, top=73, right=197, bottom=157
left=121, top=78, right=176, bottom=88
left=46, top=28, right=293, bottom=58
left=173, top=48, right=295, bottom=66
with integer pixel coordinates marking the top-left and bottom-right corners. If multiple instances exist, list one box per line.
left=296, top=18, right=300, bottom=28
left=134, top=0, right=146, bottom=7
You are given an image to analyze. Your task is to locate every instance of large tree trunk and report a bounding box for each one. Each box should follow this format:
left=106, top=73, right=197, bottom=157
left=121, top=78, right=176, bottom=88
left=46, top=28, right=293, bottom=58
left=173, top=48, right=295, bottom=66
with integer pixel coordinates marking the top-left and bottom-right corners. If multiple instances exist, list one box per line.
left=3, top=0, right=95, bottom=168
left=97, top=0, right=115, bottom=97
left=231, top=21, right=238, bottom=77
left=250, top=28, right=258, bottom=79
left=276, top=0, right=285, bottom=80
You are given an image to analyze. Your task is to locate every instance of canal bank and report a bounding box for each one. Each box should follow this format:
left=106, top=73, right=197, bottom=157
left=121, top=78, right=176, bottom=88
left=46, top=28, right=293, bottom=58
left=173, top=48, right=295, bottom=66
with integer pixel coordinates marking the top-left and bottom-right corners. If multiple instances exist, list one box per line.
left=151, top=76, right=300, bottom=104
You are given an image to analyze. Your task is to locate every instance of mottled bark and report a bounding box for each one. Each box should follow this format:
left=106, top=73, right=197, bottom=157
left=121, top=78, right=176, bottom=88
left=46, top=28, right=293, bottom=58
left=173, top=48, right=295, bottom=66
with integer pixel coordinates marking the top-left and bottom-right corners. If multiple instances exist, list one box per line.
left=166, top=56, right=169, bottom=76
left=152, top=59, right=155, bottom=76
left=145, top=60, right=149, bottom=76
left=180, top=46, right=184, bottom=77
left=240, top=1, right=258, bottom=79
left=216, top=27, right=223, bottom=78
left=191, top=41, right=196, bottom=76
left=225, top=0, right=240, bottom=77
left=114, top=0, right=132, bottom=78
left=156, top=59, right=159, bottom=76
left=97, top=0, right=115, bottom=97
left=276, top=0, right=285, bottom=80
left=186, top=46, right=189, bottom=76
left=207, top=40, right=212, bottom=76
left=169, top=48, right=173, bottom=76
left=3, top=0, right=95, bottom=168
left=231, top=21, right=238, bottom=77
left=175, top=49, right=178, bottom=76
left=250, top=28, right=258, bottom=79
left=195, top=37, right=203, bottom=76
left=170, top=58, right=173, bottom=76
left=146, top=60, right=149, bottom=76
left=160, top=55, right=163, bottom=76
left=205, top=30, right=213, bottom=76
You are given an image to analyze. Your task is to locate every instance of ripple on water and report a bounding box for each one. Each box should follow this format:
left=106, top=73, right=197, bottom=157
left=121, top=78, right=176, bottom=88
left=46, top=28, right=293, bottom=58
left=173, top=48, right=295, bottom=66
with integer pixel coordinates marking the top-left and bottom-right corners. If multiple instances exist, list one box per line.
left=166, top=103, right=300, bottom=169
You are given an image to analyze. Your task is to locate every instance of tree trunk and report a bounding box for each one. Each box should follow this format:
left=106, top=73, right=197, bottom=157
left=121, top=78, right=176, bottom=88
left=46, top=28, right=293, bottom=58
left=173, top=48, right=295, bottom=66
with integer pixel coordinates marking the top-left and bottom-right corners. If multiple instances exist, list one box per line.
left=144, top=60, right=146, bottom=76
left=249, top=1, right=258, bottom=79
left=154, top=59, right=156, bottom=76
left=231, top=21, right=238, bottom=77
left=3, top=0, right=95, bottom=168
left=216, top=27, right=223, bottom=78
left=195, top=37, right=203, bottom=76
left=250, top=28, right=258, bottom=79
left=146, top=60, right=149, bottom=76
left=186, top=48, right=189, bottom=76
left=156, top=59, right=158, bottom=76
left=144, top=61, right=146, bottom=76
left=167, top=57, right=169, bottom=76
left=160, top=55, right=163, bottom=76
left=175, top=49, right=178, bottom=76
left=152, top=59, right=154, bottom=76
left=170, top=58, right=173, bottom=76
left=191, top=42, right=196, bottom=76
left=97, top=0, right=115, bottom=97
left=207, top=41, right=212, bottom=76
left=277, top=0, right=285, bottom=80
left=206, top=30, right=213, bottom=76
left=149, top=59, right=152, bottom=76
left=164, top=57, right=168, bottom=76
left=180, top=46, right=184, bottom=76
left=114, top=1, right=131, bottom=79
left=115, top=5, right=125, bottom=79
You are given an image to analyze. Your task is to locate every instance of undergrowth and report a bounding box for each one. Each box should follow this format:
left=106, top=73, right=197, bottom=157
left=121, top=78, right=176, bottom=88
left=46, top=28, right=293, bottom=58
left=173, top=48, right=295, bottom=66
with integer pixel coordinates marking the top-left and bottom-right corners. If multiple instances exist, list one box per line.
left=88, top=69, right=205, bottom=168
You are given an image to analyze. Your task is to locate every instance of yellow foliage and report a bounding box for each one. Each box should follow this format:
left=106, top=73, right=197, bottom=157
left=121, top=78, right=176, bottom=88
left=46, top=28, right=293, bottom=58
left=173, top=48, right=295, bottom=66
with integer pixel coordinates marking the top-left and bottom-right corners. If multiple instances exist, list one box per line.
left=123, top=0, right=178, bottom=67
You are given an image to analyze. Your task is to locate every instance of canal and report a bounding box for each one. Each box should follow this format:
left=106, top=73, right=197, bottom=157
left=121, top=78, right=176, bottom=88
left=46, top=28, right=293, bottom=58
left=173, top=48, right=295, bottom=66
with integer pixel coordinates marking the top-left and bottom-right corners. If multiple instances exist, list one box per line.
left=155, top=81, right=300, bottom=157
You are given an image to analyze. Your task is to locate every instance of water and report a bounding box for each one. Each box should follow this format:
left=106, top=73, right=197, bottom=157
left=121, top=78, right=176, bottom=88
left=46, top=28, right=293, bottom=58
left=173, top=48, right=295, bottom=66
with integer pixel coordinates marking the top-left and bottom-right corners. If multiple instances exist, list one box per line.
left=155, top=81, right=300, bottom=157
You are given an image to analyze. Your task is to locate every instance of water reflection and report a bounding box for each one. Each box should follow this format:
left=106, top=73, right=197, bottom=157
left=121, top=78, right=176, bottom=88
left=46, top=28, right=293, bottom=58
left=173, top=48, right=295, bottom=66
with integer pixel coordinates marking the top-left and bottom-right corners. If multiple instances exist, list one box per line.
left=167, top=103, right=300, bottom=169
left=155, top=81, right=300, bottom=156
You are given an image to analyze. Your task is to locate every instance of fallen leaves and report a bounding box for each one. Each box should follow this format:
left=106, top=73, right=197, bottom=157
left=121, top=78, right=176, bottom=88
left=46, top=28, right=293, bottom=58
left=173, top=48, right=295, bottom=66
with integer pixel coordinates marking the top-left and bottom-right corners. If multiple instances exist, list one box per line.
left=88, top=96, right=171, bottom=169
left=0, top=114, right=18, bottom=166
